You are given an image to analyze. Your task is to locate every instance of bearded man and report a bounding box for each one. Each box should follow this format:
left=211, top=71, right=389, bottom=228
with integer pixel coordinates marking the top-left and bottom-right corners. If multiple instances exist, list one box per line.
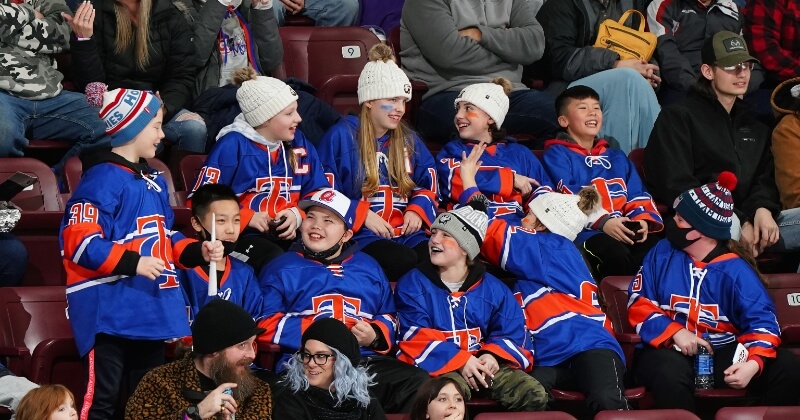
left=124, top=299, right=272, bottom=419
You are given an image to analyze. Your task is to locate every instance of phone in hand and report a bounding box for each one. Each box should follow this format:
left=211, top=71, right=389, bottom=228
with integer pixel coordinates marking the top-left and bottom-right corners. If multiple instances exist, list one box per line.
left=268, top=216, right=288, bottom=236
left=623, top=221, right=644, bottom=241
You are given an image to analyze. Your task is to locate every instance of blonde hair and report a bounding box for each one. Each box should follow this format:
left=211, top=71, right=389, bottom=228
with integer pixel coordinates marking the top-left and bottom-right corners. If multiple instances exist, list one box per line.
left=358, top=44, right=415, bottom=198
left=16, top=385, right=75, bottom=420
left=233, top=67, right=298, bottom=170
left=726, top=240, right=768, bottom=286
left=576, top=186, right=601, bottom=214
left=114, top=0, right=152, bottom=70
left=492, top=77, right=513, bottom=95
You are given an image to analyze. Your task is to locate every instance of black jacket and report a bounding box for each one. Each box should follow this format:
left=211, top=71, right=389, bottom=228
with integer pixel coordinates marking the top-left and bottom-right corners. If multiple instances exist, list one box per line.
left=70, top=0, right=196, bottom=120
left=536, top=0, right=648, bottom=92
left=644, top=89, right=780, bottom=222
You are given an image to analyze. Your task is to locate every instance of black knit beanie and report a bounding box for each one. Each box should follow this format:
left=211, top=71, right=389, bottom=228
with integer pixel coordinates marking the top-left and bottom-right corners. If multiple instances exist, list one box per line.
left=302, top=318, right=361, bottom=366
left=192, top=299, right=266, bottom=355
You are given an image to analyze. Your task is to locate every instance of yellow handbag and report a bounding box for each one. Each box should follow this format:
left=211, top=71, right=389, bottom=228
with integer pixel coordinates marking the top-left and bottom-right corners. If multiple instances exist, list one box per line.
left=593, top=9, right=657, bottom=62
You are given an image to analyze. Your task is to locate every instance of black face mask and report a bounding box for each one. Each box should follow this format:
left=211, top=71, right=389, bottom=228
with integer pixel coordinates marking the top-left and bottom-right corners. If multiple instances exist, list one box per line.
left=666, top=223, right=701, bottom=250
left=303, top=233, right=347, bottom=262
left=196, top=218, right=237, bottom=257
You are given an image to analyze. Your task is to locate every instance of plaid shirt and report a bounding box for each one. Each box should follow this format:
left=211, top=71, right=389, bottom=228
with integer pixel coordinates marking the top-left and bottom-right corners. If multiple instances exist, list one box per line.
left=744, top=0, right=800, bottom=82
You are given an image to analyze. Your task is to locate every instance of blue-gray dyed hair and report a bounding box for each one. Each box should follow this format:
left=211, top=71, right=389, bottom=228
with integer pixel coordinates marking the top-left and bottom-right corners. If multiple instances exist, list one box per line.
left=282, top=346, right=376, bottom=408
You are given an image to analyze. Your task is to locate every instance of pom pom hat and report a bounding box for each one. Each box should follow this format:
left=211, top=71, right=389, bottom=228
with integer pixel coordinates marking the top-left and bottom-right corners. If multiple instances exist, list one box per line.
left=454, top=83, right=510, bottom=128
left=673, top=171, right=738, bottom=240
left=528, top=187, right=602, bottom=241
left=357, top=45, right=412, bottom=104
left=237, top=76, right=299, bottom=127
left=99, top=88, right=162, bottom=147
left=430, top=200, right=489, bottom=260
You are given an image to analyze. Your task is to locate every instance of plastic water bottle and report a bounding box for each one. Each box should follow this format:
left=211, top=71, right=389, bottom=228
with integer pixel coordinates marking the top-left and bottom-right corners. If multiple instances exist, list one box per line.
left=695, top=333, right=714, bottom=390
left=223, top=388, right=235, bottom=420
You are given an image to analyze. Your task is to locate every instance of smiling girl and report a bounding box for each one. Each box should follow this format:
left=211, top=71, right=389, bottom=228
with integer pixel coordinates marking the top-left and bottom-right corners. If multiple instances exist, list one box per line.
left=16, top=385, right=78, bottom=420
left=317, top=44, right=437, bottom=282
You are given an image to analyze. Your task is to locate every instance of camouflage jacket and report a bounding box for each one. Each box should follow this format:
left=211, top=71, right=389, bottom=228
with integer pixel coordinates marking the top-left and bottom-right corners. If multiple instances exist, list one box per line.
left=0, top=0, right=71, bottom=99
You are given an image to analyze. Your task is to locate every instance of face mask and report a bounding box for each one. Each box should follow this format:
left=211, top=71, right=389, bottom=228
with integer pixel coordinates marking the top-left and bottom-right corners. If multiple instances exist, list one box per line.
left=303, top=233, right=347, bottom=262
left=666, top=223, right=700, bottom=250
left=196, top=218, right=237, bottom=257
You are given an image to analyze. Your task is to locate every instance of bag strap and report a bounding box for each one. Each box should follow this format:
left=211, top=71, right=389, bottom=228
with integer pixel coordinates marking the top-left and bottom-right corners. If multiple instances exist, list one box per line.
left=617, top=9, right=646, bottom=31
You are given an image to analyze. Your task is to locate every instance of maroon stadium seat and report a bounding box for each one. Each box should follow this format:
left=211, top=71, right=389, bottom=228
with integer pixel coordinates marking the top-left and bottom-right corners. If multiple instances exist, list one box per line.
left=474, top=412, right=577, bottom=419
left=273, top=26, right=381, bottom=115
left=386, top=414, right=410, bottom=420
left=0, top=286, right=83, bottom=409
left=764, top=273, right=800, bottom=357
left=0, top=157, right=63, bottom=211
left=595, top=409, right=700, bottom=419
left=714, top=406, right=800, bottom=420
left=179, top=154, right=208, bottom=197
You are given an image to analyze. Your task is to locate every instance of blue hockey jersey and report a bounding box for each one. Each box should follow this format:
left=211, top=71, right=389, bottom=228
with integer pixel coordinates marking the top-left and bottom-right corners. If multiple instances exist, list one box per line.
left=60, top=155, right=194, bottom=356
left=180, top=256, right=264, bottom=323
left=394, top=264, right=533, bottom=376
left=258, top=243, right=396, bottom=369
left=317, top=115, right=438, bottom=248
left=188, top=115, right=330, bottom=220
left=481, top=217, right=624, bottom=366
left=543, top=138, right=663, bottom=243
left=437, top=139, right=553, bottom=221
left=629, top=239, right=780, bottom=365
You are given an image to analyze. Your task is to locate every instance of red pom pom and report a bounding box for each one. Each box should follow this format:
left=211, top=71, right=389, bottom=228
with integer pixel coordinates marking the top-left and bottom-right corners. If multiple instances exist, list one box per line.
left=717, top=171, right=737, bottom=191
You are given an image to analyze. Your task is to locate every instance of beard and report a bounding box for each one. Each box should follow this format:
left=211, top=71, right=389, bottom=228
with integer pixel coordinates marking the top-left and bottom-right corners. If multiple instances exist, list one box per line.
left=208, top=353, right=259, bottom=401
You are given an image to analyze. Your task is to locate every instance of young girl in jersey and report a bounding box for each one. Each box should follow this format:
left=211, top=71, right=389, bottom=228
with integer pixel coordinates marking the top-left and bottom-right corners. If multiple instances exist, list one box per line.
left=60, top=89, right=223, bottom=420
left=457, top=144, right=631, bottom=414
left=16, top=385, right=77, bottom=420
left=436, top=78, right=553, bottom=224
left=317, top=44, right=437, bottom=282
left=189, top=69, right=330, bottom=272
left=630, top=174, right=800, bottom=411
left=394, top=189, right=547, bottom=412
left=409, top=377, right=467, bottom=420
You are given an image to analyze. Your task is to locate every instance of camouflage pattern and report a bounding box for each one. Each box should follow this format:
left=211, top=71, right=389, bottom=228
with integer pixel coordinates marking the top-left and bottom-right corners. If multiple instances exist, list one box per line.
left=0, top=0, right=71, bottom=99
left=443, top=365, right=548, bottom=412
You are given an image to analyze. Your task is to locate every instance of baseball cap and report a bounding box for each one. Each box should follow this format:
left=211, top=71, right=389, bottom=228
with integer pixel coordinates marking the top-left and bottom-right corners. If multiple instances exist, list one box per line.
left=701, top=31, right=760, bottom=67
left=298, top=188, right=356, bottom=230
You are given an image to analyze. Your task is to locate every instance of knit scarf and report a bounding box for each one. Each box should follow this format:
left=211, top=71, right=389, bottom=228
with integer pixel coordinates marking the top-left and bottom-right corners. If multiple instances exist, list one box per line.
left=299, top=386, right=364, bottom=420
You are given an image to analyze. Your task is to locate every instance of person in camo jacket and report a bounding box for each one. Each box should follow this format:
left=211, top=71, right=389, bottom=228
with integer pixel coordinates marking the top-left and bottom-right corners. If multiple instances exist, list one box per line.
left=0, top=0, right=107, bottom=174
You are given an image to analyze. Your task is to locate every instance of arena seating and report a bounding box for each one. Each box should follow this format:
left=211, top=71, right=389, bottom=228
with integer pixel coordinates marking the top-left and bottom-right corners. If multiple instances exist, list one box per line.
left=595, top=409, right=701, bottom=419
left=474, top=412, right=577, bottom=419
left=764, top=273, right=800, bottom=357
left=273, top=26, right=382, bottom=115
left=714, top=406, right=800, bottom=420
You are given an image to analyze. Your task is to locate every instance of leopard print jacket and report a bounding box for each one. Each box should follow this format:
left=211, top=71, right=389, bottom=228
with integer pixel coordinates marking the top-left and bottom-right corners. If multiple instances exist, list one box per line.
left=124, top=353, right=273, bottom=419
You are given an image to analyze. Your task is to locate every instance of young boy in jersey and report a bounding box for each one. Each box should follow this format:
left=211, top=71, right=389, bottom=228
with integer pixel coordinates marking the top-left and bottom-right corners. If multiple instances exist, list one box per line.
left=317, top=44, right=437, bottom=282
left=394, top=193, right=548, bottom=412
left=543, top=85, right=662, bottom=279
left=457, top=144, right=631, bottom=414
left=630, top=173, right=800, bottom=411
left=436, top=79, right=553, bottom=224
left=258, top=188, right=429, bottom=413
left=188, top=73, right=330, bottom=273
left=181, top=183, right=264, bottom=321
left=60, top=88, right=224, bottom=419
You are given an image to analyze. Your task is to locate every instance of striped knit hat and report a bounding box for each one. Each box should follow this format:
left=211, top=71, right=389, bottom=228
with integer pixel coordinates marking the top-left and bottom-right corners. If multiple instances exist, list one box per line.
left=673, top=171, right=737, bottom=240
left=99, top=88, right=162, bottom=147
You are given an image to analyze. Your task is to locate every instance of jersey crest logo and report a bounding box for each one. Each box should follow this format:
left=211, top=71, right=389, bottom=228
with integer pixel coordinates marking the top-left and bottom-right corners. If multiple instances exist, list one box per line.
left=312, top=294, right=363, bottom=324
left=443, top=327, right=483, bottom=351
left=134, top=215, right=178, bottom=289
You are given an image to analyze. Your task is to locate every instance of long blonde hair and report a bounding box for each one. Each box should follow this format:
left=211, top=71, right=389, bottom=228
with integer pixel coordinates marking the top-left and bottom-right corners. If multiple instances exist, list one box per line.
left=358, top=45, right=415, bottom=198
left=114, top=0, right=152, bottom=70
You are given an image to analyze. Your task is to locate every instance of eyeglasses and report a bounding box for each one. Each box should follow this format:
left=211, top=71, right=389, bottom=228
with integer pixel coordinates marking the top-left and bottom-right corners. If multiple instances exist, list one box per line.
left=720, top=62, right=754, bottom=74
left=296, top=351, right=336, bottom=365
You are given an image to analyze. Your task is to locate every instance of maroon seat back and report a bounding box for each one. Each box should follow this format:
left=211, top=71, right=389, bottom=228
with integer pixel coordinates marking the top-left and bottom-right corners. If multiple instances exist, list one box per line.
left=0, top=286, right=83, bottom=407
left=385, top=414, right=410, bottom=420
left=273, top=26, right=381, bottom=115
left=765, top=273, right=800, bottom=355
left=715, top=406, right=800, bottom=420
left=600, top=276, right=637, bottom=335
left=595, top=409, right=700, bottom=420
left=474, top=412, right=577, bottom=420
left=179, top=154, right=208, bottom=199
left=0, top=157, right=63, bottom=211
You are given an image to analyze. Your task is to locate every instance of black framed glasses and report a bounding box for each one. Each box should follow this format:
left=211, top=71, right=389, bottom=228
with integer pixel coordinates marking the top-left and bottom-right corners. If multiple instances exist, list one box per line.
left=720, top=62, right=754, bottom=74
left=296, top=351, right=336, bottom=365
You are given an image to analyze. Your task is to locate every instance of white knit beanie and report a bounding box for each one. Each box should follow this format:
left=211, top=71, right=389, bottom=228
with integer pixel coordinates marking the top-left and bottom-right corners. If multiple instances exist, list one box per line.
left=528, top=193, right=588, bottom=241
left=357, top=59, right=412, bottom=104
left=430, top=202, right=489, bottom=260
left=454, top=83, right=510, bottom=128
left=236, top=76, right=298, bottom=127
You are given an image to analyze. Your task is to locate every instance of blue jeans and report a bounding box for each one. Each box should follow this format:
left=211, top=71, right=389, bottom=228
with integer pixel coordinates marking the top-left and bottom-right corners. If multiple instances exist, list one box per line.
left=777, top=208, right=800, bottom=252
left=273, top=0, right=358, bottom=26
left=417, top=89, right=559, bottom=148
left=163, top=109, right=208, bottom=153
left=0, top=90, right=108, bottom=172
left=568, top=68, right=661, bottom=154
left=0, top=233, right=27, bottom=287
